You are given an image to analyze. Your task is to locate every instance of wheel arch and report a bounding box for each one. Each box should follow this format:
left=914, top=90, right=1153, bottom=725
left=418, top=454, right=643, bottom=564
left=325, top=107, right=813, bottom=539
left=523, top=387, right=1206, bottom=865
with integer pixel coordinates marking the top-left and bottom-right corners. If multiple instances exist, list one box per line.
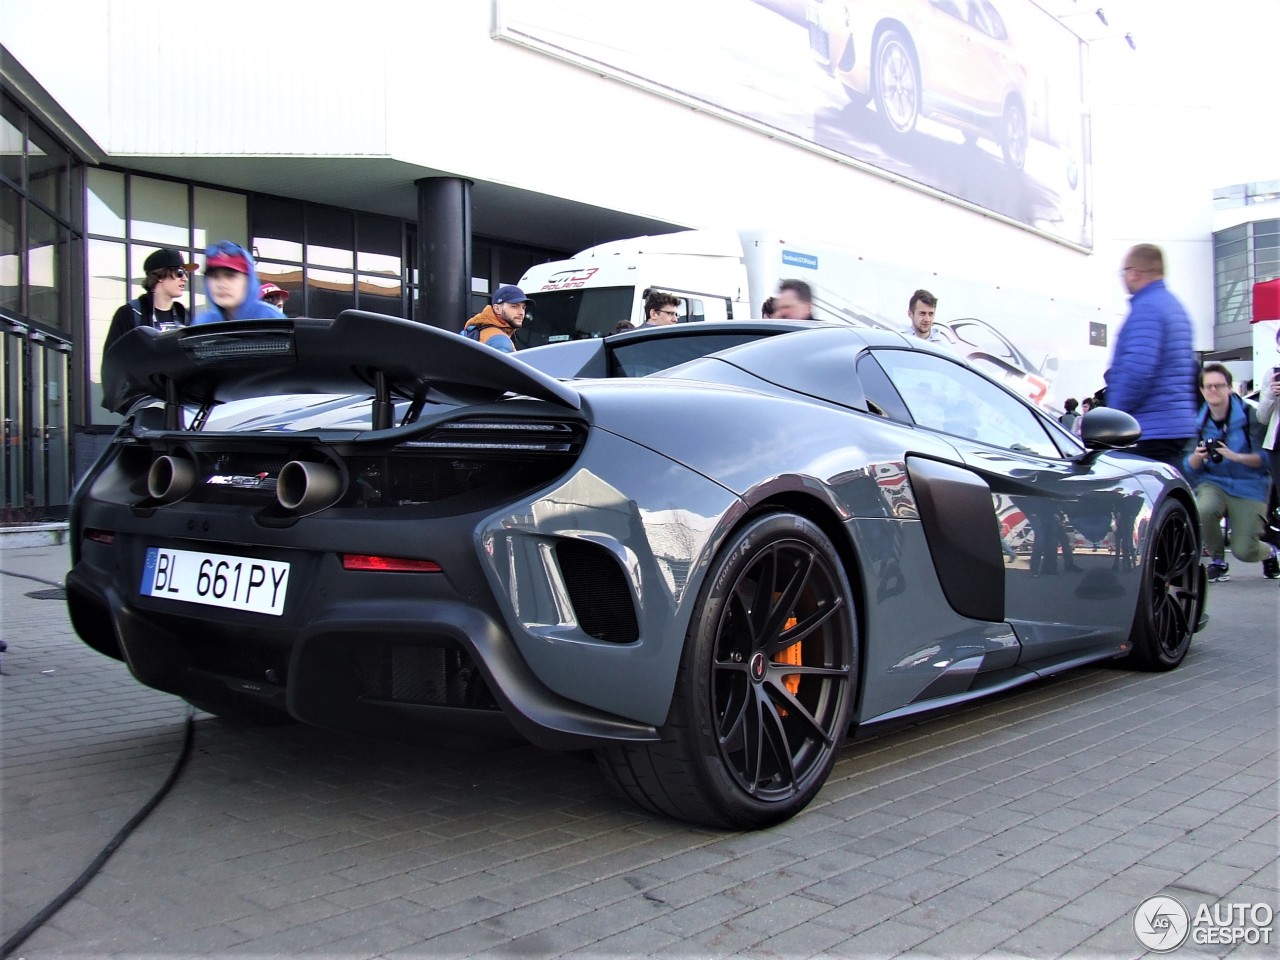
left=871, top=19, right=917, bottom=86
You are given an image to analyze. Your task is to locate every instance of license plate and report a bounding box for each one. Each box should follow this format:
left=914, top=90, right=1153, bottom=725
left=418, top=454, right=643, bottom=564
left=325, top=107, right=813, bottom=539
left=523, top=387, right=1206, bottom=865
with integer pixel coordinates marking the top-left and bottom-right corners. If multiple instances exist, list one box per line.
left=140, top=547, right=290, bottom=616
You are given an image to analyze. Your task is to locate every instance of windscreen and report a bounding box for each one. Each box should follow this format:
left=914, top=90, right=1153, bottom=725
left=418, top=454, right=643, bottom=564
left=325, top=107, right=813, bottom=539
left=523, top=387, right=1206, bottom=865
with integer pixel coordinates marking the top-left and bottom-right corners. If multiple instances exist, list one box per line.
left=515, top=287, right=635, bottom=348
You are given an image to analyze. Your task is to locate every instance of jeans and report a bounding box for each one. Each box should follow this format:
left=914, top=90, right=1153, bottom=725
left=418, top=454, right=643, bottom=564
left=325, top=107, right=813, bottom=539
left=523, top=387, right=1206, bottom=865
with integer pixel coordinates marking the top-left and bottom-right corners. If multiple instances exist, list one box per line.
left=1195, top=483, right=1271, bottom=563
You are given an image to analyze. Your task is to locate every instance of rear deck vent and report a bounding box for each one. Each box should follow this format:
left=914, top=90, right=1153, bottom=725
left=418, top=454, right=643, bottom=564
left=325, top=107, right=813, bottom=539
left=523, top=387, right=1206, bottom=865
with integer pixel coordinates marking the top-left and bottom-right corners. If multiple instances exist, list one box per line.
left=555, top=540, right=639, bottom=643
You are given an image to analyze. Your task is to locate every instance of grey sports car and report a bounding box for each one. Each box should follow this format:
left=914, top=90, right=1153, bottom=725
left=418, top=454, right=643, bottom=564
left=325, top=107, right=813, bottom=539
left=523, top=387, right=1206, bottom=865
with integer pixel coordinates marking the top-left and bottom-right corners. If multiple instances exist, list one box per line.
left=68, top=313, right=1206, bottom=829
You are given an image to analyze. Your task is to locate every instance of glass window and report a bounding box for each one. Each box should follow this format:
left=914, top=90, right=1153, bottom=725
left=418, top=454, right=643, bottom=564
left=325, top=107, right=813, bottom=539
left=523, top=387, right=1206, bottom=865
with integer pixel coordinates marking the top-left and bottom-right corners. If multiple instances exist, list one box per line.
left=87, top=169, right=126, bottom=237
left=307, top=268, right=354, bottom=319
left=194, top=186, right=248, bottom=252
left=252, top=196, right=303, bottom=262
left=357, top=273, right=402, bottom=317
left=357, top=214, right=401, bottom=276
left=0, top=185, right=19, bottom=313
left=872, top=348, right=1060, bottom=457
left=515, top=287, right=635, bottom=348
left=0, top=95, right=23, bottom=187
left=307, top=206, right=353, bottom=270
left=87, top=239, right=127, bottom=423
left=26, top=122, right=70, bottom=219
left=256, top=263, right=302, bottom=316
left=130, top=177, right=188, bottom=246
left=26, top=207, right=63, bottom=328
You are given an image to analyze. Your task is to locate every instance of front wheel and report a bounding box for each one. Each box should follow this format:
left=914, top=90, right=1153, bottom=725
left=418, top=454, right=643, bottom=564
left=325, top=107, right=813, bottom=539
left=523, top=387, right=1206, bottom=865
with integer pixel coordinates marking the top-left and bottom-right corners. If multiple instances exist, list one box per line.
left=598, top=512, right=857, bottom=828
left=873, top=30, right=920, bottom=135
left=1001, top=99, right=1028, bottom=170
left=1126, top=498, right=1201, bottom=670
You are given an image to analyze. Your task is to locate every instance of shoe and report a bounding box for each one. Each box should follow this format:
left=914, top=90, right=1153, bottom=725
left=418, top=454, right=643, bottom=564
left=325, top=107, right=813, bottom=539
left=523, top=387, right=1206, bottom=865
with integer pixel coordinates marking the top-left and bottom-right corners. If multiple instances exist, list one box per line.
left=1264, top=556, right=1280, bottom=580
left=1207, top=561, right=1230, bottom=583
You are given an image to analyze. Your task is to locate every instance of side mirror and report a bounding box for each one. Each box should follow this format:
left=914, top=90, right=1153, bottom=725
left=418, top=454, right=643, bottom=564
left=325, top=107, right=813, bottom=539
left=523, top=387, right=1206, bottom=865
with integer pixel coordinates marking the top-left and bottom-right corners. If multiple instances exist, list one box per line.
left=1074, top=407, right=1141, bottom=466
left=1080, top=407, right=1141, bottom=449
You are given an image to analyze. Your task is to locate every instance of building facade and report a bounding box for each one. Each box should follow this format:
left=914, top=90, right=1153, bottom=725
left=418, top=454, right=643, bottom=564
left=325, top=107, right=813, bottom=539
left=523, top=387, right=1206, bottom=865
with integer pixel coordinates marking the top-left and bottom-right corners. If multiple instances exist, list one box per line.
left=1209, top=179, right=1280, bottom=380
left=1, top=0, right=1219, bottom=514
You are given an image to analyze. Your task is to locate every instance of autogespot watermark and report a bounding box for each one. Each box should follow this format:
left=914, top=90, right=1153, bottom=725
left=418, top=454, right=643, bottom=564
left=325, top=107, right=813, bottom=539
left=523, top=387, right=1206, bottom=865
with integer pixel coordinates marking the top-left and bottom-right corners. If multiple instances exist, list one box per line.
left=1134, top=896, right=1274, bottom=952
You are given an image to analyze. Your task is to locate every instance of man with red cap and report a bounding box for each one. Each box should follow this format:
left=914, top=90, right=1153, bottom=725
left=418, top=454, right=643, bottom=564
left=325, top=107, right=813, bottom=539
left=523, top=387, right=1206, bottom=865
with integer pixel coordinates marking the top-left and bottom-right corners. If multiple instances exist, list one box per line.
left=193, top=241, right=286, bottom=324
left=259, top=282, right=290, bottom=312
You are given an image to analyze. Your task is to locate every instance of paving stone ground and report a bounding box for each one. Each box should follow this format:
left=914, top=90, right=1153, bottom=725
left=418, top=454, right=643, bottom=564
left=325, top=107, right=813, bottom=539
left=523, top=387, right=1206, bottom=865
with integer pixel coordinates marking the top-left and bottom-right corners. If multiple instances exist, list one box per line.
left=1, top=542, right=1276, bottom=959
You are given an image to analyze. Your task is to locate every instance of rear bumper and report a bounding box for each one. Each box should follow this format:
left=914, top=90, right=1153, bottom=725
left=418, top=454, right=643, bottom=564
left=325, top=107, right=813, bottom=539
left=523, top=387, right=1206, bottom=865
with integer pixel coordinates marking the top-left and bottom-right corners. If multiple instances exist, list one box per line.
left=66, top=553, right=658, bottom=751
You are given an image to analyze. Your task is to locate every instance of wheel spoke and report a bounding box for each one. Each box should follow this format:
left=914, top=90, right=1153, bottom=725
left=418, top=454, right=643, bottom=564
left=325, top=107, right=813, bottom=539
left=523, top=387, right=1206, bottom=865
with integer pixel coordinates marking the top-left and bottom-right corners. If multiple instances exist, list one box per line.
left=757, top=686, right=797, bottom=793
left=745, top=546, right=777, bottom=647
left=714, top=662, right=751, bottom=744
left=769, top=595, right=843, bottom=656
left=759, top=547, right=814, bottom=651
left=766, top=677, right=841, bottom=748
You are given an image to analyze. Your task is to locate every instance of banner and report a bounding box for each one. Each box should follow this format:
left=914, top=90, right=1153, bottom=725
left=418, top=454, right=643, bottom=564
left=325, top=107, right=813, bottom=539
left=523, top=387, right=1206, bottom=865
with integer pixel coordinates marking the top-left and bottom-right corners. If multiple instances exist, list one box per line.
left=497, top=0, right=1092, bottom=248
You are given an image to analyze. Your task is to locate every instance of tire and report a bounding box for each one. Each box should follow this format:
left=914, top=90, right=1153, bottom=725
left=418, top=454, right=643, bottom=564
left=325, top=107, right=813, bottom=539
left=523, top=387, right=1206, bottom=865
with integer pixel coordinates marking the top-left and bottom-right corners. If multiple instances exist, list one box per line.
left=873, top=30, right=919, bottom=135
left=1126, top=499, right=1200, bottom=670
left=1000, top=99, right=1028, bottom=170
left=598, top=512, right=857, bottom=829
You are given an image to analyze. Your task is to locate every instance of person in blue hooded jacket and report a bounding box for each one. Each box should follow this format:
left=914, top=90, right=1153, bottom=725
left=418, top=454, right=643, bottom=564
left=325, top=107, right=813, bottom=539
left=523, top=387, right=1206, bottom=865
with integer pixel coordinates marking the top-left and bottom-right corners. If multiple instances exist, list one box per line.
left=1182, top=363, right=1271, bottom=582
left=1103, top=243, right=1198, bottom=468
left=193, top=241, right=287, bottom=324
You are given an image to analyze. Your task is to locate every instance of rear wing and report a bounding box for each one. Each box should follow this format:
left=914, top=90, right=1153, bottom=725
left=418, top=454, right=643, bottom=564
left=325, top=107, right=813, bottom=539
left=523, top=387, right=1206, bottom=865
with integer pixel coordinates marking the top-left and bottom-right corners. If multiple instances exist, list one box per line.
left=102, top=310, right=581, bottom=428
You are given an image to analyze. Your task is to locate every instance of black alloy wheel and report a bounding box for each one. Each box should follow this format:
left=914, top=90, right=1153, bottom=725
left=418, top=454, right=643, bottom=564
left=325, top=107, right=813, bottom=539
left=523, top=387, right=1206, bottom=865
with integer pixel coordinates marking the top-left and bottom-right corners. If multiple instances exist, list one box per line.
left=598, top=512, right=857, bottom=828
left=1127, top=498, right=1201, bottom=670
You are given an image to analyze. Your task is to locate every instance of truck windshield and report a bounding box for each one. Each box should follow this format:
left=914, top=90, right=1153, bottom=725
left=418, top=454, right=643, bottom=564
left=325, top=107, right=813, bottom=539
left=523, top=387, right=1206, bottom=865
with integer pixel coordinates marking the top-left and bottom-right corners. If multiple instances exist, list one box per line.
left=514, top=287, right=634, bottom=349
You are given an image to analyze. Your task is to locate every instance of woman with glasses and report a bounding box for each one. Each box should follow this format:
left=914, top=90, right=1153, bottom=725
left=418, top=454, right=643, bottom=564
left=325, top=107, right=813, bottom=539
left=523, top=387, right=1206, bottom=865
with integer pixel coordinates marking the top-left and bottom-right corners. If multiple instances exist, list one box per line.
left=103, top=247, right=198, bottom=355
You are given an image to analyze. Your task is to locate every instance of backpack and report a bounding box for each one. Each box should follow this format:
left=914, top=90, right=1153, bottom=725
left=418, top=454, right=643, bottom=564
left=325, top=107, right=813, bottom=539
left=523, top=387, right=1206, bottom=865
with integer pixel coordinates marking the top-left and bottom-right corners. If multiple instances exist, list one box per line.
left=1058, top=411, right=1079, bottom=430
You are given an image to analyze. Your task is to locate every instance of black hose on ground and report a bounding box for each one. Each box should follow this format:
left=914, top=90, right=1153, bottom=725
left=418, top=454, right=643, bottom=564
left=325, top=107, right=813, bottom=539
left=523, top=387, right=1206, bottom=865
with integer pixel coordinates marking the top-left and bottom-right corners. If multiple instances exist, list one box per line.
left=0, top=708, right=196, bottom=959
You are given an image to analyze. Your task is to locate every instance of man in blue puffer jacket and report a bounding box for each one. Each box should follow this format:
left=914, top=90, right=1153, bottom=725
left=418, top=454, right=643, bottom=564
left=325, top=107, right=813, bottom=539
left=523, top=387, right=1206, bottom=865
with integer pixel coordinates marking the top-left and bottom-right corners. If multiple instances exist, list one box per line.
left=1104, top=243, right=1199, bottom=468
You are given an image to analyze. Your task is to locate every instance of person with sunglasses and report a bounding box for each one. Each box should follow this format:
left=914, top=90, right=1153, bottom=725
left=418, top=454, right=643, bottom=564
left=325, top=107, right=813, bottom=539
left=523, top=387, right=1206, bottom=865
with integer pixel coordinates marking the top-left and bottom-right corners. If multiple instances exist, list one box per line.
left=103, top=248, right=198, bottom=355
left=193, top=241, right=287, bottom=324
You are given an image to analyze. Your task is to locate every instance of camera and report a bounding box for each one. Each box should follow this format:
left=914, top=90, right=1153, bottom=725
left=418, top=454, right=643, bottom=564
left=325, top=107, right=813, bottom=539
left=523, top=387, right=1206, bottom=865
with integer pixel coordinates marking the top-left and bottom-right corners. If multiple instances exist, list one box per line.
left=1203, top=437, right=1224, bottom=463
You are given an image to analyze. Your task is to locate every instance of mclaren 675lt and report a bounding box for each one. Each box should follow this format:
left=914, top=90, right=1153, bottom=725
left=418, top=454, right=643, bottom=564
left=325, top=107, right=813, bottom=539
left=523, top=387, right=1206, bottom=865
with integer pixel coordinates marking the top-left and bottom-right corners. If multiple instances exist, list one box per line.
left=68, top=313, right=1206, bottom=828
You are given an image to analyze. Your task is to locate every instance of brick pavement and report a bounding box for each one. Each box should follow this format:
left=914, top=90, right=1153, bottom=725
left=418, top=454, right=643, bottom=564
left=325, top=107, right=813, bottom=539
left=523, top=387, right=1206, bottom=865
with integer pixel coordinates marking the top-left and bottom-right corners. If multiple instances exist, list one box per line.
left=1, top=542, right=1276, bottom=959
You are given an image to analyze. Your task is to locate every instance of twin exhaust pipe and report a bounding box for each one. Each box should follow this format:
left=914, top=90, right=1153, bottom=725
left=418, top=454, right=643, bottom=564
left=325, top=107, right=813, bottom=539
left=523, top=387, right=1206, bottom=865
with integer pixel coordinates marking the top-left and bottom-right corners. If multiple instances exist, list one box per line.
left=147, top=455, right=341, bottom=513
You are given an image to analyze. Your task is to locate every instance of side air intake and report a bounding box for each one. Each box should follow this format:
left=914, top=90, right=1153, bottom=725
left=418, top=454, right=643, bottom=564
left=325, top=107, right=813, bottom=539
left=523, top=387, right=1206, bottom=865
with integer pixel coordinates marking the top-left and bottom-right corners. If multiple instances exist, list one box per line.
left=555, top=540, right=639, bottom=643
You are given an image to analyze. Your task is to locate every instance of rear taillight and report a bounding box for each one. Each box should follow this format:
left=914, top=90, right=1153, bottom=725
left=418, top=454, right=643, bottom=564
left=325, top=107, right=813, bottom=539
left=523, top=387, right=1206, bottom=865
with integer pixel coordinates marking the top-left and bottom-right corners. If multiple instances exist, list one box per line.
left=86, top=528, right=116, bottom=545
left=342, top=554, right=442, bottom=573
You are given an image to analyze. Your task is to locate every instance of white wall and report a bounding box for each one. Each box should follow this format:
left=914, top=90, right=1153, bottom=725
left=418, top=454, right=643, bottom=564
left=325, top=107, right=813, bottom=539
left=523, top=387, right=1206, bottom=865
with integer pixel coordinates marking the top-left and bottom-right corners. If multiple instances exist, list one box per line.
left=1, top=0, right=1216, bottom=342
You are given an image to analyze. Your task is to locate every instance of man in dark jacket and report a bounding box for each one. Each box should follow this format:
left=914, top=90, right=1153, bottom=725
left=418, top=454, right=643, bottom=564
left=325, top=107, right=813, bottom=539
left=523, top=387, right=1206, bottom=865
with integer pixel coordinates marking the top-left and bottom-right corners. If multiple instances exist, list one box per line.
left=103, top=247, right=197, bottom=355
left=1103, top=243, right=1199, bottom=467
left=463, top=285, right=531, bottom=353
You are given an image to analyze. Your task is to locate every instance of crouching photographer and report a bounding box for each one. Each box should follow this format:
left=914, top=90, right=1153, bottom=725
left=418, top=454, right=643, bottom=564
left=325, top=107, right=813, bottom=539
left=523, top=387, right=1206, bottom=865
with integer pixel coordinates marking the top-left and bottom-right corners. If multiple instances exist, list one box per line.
left=1183, top=363, right=1273, bottom=582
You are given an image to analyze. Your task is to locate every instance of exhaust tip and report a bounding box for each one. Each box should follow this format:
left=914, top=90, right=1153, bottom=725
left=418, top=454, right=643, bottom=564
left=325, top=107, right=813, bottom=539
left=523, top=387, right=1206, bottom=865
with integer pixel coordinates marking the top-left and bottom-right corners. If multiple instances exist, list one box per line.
left=277, top=460, right=341, bottom=513
left=147, top=455, right=196, bottom=503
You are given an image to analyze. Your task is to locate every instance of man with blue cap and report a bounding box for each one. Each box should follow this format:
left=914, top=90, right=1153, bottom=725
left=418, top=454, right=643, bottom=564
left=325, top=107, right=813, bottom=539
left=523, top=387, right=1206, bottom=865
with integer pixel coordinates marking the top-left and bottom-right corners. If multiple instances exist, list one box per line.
left=462, top=284, right=532, bottom=353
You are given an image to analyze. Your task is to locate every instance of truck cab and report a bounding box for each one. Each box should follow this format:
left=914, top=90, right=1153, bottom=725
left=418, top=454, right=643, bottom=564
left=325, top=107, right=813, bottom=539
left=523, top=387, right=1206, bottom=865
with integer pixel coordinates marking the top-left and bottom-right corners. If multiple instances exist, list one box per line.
left=515, top=230, right=752, bottom=348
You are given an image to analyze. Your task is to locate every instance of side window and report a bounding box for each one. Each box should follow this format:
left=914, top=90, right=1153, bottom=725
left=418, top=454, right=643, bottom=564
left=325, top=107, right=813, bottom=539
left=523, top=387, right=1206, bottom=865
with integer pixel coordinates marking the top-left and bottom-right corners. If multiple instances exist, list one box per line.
left=856, top=353, right=912, bottom=422
left=608, top=332, right=777, bottom=378
left=873, top=349, right=1061, bottom=457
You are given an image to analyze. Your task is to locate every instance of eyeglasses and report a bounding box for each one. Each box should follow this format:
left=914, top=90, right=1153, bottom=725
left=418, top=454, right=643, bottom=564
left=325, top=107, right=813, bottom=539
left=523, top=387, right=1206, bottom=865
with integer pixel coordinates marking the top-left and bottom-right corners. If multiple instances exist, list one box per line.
left=659, top=309, right=680, bottom=317
left=1201, top=382, right=1230, bottom=391
left=169, top=268, right=190, bottom=280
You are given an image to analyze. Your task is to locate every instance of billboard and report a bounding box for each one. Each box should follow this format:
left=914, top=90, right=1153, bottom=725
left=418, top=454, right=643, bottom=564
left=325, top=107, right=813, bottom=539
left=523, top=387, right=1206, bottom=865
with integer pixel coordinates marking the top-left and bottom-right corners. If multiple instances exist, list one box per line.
left=496, top=0, right=1092, bottom=249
